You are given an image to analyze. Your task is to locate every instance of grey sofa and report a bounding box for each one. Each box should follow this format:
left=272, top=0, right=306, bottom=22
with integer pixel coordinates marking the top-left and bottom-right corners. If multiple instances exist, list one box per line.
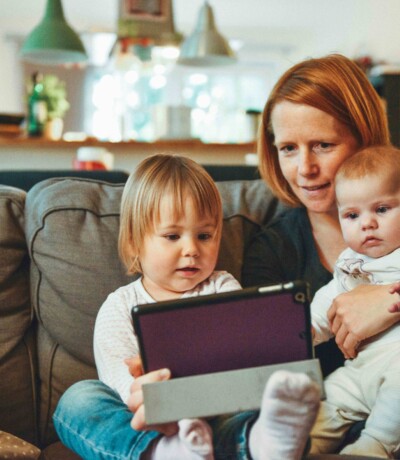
left=0, top=174, right=378, bottom=459
left=1, top=174, right=285, bottom=458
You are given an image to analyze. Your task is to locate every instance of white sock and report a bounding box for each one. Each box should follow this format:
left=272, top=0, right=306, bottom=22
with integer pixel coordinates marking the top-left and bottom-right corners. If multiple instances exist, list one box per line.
left=249, top=370, right=320, bottom=460
left=149, top=418, right=214, bottom=460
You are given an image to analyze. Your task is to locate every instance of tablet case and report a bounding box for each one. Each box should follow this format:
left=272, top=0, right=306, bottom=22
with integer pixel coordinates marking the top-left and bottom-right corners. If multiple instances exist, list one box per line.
left=143, top=358, right=324, bottom=424
left=132, top=280, right=314, bottom=378
left=131, top=280, right=324, bottom=423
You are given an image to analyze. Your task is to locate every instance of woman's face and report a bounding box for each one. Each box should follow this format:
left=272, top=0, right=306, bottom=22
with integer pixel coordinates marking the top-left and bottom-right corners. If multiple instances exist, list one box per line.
left=271, top=101, right=359, bottom=214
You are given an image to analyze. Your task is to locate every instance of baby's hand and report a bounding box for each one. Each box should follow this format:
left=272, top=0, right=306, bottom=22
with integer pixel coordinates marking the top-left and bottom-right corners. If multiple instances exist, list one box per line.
left=126, top=362, right=178, bottom=436
left=388, top=282, right=400, bottom=313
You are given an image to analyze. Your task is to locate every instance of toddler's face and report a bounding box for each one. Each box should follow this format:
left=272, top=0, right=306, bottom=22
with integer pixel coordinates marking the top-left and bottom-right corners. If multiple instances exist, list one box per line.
left=139, top=194, right=220, bottom=301
left=337, top=175, right=400, bottom=258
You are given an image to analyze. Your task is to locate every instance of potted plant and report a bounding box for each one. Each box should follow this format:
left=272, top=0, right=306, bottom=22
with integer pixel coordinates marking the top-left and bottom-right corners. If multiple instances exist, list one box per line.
left=41, top=74, right=70, bottom=140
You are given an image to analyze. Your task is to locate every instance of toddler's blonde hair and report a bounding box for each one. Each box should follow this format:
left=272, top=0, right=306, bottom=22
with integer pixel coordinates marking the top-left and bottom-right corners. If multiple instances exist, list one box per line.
left=119, top=153, right=223, bottom=274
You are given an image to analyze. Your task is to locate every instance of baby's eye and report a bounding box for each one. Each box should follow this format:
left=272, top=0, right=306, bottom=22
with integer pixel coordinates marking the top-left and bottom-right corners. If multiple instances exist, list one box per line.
left=198, top=233, right=212, bottom=241
left=377, top=206, right=389, bottom=214
left=345, top=212, right=358, bottom=220
left=164, top=234, right=180, bottom=241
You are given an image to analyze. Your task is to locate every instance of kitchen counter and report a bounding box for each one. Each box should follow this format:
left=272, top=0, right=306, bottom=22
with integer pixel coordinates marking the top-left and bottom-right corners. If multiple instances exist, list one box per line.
left=0, top=137, right=257, bottom=171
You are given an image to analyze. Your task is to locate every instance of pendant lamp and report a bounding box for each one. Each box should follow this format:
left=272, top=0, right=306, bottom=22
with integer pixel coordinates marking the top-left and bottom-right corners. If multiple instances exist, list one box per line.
left=20, top=0, right=87, bottom=65
left=177, top=1, right=236, bottom=67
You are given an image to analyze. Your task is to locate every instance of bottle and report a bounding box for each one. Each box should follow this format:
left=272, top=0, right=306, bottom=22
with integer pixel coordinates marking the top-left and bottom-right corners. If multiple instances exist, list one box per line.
left=27, top=72, right=48, bottom=137
left=73, top=147, right=114, bottom=170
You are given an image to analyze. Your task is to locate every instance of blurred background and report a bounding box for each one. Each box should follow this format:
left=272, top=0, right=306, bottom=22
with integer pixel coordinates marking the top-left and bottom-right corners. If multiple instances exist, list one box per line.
left=2, top=0, right=400, bottom=146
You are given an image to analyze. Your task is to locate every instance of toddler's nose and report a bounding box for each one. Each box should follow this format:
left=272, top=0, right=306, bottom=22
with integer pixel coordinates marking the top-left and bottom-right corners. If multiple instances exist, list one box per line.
left=183, top=238, right=199, bottom=257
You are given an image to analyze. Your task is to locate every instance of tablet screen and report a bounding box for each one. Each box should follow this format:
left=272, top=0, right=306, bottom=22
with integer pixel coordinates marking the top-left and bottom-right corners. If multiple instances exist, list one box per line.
left=132, top=281, right=313, bottom=378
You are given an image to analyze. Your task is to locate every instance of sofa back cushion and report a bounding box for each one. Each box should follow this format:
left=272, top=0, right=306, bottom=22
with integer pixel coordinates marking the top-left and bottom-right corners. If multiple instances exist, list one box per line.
left=0, top=186, right=37, bottom=445
left=25, top=177, right=280, bottom=445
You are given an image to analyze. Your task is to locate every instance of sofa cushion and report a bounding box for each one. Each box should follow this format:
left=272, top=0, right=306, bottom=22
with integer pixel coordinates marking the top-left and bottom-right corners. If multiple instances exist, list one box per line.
left=25, top=177, right=280, bottom=446
left=0, top=430, right=40, bottom=459
left=0, top=186, right=37, bottom=445
left=25, top=178, right=129, bottom=445
left=216, top=180, right=284, bottom=281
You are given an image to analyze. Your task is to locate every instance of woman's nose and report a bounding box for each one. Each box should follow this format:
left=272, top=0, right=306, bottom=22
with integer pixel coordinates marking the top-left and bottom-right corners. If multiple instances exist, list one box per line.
left=298, top=151, right=318, bottom=176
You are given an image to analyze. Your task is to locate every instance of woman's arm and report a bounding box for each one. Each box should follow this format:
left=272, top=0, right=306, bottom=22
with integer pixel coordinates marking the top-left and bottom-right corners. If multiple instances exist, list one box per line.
left=328, top=283, right=400, bottom=359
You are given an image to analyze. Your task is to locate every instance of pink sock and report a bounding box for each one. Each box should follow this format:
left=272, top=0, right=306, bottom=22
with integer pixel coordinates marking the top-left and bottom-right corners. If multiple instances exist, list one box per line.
left=149, top=418, right=214, bottom=460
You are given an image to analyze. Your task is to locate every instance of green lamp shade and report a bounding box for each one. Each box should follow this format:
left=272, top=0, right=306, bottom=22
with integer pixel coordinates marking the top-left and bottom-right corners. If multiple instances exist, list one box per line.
left=20, top=0, right=87, bottom=65
left=178, top=1, right=236, bottom=67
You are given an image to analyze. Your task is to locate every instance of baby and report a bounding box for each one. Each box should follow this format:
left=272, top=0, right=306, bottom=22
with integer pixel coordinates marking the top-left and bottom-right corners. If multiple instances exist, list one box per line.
left=310, top=145, right=400, bottom=458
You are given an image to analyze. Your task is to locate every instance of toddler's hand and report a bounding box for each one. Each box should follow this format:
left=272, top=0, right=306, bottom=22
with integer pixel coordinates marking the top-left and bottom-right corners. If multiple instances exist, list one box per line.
left=388, top=282, right=400, bottom=313
left=127, top=367, right=178, bottom=436
left=124, top=355, right=144, bottom=378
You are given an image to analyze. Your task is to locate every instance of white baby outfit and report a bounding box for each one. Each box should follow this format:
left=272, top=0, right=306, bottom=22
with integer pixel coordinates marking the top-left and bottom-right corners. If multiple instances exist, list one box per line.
left=310, top=247, right=400, bottom=458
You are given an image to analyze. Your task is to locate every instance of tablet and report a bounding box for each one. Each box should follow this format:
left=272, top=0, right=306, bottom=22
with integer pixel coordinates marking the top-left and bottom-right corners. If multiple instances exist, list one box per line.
left=132, top=280, right=313, bottom=378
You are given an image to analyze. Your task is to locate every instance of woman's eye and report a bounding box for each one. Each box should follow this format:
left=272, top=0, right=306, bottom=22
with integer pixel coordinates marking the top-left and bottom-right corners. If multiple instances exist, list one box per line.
left=315, top=142, right=333, bottom=152
left=277, top=144, right=296, bottom=155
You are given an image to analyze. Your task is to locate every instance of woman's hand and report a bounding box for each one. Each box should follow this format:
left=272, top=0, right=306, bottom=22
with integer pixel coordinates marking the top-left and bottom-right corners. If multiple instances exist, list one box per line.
left=328, top=284, right=400, bottom=359
left=125, top=356, right=179, bottom=436
left=388, top=282, right=400, bottom=313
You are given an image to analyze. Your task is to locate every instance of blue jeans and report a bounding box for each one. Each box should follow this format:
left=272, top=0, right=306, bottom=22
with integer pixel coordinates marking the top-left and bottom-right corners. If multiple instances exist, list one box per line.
left=53, top=380, right=258, bottom=460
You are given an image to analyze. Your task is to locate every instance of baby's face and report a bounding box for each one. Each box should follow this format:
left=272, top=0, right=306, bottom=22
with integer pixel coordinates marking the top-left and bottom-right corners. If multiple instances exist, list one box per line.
left=337, top=175, right=400, bottom=258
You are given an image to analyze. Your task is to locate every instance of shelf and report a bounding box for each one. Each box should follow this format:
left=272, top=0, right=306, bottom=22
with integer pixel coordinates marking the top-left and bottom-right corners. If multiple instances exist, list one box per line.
left=0, top=136, right=257, bottom=171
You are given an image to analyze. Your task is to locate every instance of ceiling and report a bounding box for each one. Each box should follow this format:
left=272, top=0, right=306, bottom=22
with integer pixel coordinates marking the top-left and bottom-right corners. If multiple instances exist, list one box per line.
left=2, top=1, right=400, bottom=66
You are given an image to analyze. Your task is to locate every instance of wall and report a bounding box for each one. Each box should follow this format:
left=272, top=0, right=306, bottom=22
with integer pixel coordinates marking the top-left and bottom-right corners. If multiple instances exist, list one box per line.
left=1, top=0, right=400, bottom=114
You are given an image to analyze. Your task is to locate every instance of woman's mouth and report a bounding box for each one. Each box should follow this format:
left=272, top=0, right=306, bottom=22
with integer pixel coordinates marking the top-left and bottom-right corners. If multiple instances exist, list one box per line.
left=301, top=183, right=330, bottom=192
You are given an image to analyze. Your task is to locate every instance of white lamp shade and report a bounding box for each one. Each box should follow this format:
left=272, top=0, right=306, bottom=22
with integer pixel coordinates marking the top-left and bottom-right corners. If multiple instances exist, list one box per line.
left=178, top=1, right=236, bottom=66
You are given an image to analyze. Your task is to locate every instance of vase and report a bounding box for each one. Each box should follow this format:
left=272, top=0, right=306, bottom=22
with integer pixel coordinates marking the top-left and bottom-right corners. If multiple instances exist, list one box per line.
left=43, top=118, right=64, bottom=141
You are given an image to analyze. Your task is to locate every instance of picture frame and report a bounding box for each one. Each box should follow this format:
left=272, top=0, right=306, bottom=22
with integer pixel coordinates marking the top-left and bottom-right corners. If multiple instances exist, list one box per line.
left=120, top=0, right=169, bottom=23
left=118, top=0, right=181, bottom=43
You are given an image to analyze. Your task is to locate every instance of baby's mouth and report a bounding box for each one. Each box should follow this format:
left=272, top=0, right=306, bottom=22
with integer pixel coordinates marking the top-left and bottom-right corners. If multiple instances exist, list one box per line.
left=363, top=236, right=381, bottom=246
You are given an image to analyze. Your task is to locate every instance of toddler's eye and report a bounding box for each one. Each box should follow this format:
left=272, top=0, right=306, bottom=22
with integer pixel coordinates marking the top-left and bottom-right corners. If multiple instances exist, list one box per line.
left=198, top=233, right=212, bottom=241
left=165, top=234, right=179, bottom=241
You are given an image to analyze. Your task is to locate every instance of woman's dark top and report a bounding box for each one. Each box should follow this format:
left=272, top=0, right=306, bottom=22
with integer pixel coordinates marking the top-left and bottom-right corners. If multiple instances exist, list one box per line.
left=242, top=206, right=344, bottom=376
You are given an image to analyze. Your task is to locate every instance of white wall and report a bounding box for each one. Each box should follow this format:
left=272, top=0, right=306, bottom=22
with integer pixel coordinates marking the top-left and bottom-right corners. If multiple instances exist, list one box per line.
left=2, top=0, right=400, bottom=113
